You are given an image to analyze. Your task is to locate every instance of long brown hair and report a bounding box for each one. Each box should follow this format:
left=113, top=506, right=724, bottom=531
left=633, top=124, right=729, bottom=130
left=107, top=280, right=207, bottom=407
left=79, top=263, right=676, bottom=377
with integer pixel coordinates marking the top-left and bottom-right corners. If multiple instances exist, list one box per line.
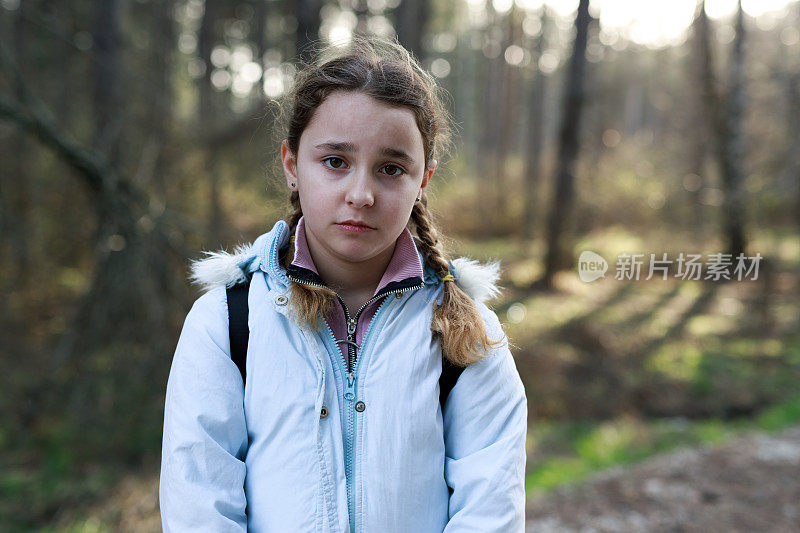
left=277, top=36, right=500, bottom=366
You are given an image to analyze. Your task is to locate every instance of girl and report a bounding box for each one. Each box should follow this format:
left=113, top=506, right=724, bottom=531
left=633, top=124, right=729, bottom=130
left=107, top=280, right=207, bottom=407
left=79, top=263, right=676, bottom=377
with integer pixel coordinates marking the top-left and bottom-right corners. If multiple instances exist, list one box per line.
left=160, top=37, right=527, bottom=532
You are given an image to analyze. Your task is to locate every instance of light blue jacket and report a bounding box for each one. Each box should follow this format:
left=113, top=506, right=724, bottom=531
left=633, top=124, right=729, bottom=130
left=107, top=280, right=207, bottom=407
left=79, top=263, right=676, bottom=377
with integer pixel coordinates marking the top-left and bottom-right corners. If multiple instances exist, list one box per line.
left=159, top=221, right=527, bottom=532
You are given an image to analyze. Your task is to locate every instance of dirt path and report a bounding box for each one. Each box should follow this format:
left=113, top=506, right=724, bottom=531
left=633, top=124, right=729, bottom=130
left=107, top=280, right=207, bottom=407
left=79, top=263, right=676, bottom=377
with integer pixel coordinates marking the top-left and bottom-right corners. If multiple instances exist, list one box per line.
left=526, top=425, right=800, bottom=532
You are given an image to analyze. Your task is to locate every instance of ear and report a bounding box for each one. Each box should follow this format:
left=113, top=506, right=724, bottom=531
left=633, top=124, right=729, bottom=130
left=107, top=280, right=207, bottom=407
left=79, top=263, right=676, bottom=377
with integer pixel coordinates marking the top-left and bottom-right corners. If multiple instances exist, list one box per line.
left=420, top=158, right=437, bottom=196
left=281, top=140, right=298, bottom=190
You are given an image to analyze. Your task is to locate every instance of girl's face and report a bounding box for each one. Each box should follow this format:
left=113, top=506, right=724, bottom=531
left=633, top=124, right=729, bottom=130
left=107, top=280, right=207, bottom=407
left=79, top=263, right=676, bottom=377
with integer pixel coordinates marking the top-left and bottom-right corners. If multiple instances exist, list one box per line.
left=281, top=90, right=436, bottom=273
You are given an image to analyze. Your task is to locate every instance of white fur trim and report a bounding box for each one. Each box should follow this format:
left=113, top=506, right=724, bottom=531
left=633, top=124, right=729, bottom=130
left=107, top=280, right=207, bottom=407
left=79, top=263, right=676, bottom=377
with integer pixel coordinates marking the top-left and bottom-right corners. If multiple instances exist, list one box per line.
left=190, top=242, right=257, bottom=292
left=451, top=257, right=501, bottom=303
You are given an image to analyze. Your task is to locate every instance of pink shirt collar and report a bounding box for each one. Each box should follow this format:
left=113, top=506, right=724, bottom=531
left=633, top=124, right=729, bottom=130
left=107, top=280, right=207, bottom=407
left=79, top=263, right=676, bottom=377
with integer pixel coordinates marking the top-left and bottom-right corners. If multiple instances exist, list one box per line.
left=290, top=216, right=423, bottom=295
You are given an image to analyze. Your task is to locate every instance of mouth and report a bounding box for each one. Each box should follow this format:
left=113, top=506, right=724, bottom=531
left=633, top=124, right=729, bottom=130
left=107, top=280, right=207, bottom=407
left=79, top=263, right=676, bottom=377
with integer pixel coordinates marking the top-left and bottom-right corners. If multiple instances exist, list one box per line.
left=336, top=220, right=376, bottom=233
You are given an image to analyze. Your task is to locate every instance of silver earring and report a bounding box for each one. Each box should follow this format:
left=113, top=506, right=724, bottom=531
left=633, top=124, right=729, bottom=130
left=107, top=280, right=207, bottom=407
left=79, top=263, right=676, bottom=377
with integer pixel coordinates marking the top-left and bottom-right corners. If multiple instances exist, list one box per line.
left=415, top=196, right=421, bottom=202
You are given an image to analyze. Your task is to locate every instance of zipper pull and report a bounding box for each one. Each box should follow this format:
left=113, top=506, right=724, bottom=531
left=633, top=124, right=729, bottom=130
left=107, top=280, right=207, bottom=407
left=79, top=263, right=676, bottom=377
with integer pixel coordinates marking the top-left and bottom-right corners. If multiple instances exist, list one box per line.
left=347, top=318, right=357, bottom=337
left=344, top=374, right=356, bottom=401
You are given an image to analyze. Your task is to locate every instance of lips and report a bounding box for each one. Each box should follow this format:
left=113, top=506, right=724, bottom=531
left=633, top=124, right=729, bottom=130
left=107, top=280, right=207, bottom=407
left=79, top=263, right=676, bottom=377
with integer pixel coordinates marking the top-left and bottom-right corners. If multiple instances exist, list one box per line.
left=336, top=220, right=376, bottom=233
left=338, top=219, right=375, bottom=229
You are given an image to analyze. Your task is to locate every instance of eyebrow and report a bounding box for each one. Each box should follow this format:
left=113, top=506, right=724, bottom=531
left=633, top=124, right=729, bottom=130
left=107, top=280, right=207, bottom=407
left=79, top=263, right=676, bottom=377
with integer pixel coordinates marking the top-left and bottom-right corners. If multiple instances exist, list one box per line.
left=314, top=141, right=416, bottom=165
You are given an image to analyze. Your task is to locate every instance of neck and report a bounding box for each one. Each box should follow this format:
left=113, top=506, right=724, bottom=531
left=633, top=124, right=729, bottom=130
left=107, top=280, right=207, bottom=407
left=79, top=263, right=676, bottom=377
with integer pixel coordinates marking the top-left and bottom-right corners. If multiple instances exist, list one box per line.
left=307, top=238, right=396, bottom=310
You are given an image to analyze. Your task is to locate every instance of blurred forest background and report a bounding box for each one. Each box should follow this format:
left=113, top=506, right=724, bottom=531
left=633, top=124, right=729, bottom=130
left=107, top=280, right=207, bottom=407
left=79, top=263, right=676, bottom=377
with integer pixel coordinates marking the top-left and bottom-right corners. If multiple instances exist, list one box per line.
left=1, top=0, right=799, bottom=529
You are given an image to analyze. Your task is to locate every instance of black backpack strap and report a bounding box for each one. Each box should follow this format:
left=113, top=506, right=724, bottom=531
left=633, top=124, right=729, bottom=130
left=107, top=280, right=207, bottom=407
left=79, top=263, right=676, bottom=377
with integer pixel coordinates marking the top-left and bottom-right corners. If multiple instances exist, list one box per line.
left=226, top=280, right=251, bottom=385
left=440, top=356, right=464, bottom=497
left=439, top=358, right=464, bottom=410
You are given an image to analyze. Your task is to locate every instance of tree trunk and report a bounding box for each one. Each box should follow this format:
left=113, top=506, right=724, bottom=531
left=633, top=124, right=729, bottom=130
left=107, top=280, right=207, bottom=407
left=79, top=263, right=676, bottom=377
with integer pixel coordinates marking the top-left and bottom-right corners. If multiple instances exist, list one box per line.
left=3, top=6, right=31, bottom=285
left=295, top=0, right=320, bottom=63
left=454, top=30, right=476, bottom=170
left=477, top=5, right=504, bottom=237
left=394, top=0, right=429, bottom=61
left=494, top=6, right=521, bottom=224
left=686, top=1, right=713, bottom=228
left=0, top=47, right=181, bottom=444
left=786, top=72, right=800, bottom=229
left=523, top=9, right=548, bottom=240
left=542, top=0, right=592, bottom=284
left=255, top=0, right=267, bottom=90
left=198, top=0, right=224, bottom=245
left=719, top=0, right=747, bottom=257
left=92, top=0, right=124, bottom=166
left=148, top=0, right=174, bottom=199
left=696, top=0, right=748, bottom=257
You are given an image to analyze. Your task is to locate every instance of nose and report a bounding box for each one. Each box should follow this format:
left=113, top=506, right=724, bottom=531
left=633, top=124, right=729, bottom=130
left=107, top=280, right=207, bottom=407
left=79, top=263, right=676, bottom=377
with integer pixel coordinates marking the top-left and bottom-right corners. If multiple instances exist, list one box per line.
left=344, top=168, right=375, bottom=208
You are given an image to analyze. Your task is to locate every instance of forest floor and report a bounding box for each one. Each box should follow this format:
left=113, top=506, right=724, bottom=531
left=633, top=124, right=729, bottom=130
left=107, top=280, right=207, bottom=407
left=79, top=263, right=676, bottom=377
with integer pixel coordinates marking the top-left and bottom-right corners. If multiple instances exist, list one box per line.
left=48, top=424, right=800, bottom=531
left=525, top=424, right=800, bottom=532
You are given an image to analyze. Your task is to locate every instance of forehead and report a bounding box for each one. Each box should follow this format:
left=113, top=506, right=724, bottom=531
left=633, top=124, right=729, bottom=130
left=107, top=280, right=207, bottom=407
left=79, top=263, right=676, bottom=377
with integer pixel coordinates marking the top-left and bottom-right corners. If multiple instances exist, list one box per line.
left=300, top=91, right=424, bottom=159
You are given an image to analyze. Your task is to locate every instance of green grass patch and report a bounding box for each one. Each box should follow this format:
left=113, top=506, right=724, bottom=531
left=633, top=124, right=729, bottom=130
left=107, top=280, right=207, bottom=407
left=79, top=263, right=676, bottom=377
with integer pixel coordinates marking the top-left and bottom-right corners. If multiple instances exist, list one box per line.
left=757, top=396, right=800, bottom=431
left=526, top=396, right=800, bottom=495
left=38, top=519, right=109, bottom=533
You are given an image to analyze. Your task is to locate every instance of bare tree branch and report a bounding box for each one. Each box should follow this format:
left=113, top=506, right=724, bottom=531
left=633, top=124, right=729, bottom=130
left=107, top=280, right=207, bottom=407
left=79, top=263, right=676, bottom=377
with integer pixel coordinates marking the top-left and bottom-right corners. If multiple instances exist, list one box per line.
left=0, top=41, right=114, bottom=195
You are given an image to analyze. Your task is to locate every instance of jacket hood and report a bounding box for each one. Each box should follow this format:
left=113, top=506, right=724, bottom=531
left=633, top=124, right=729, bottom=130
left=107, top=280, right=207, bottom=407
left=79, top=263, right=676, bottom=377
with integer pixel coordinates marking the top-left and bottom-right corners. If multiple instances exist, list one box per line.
left=190, top=222, right=501, bottom=304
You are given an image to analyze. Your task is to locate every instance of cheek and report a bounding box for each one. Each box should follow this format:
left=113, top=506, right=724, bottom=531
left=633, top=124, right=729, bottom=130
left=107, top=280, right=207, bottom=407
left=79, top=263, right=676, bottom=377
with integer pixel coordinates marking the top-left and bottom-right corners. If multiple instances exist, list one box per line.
left=386, top=196, right=416, bottom=224
left=299, top=186, right=336, bottom=211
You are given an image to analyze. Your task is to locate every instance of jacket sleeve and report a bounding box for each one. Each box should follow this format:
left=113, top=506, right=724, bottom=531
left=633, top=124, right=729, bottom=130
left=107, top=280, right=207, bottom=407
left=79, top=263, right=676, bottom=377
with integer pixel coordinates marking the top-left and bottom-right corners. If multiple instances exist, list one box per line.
left=442, top=303, right=528, bottom=532
left=159, top=287, right=248, bottom=532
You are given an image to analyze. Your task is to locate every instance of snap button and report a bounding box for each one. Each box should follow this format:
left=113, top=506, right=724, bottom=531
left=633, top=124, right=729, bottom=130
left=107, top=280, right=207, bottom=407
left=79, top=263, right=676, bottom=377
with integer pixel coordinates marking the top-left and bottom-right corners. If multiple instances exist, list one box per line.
left=320, top=406, right=329, bottom=419
left=354, top=401, right=366, bottom=412
left=275, top=294, right=288, bottom=306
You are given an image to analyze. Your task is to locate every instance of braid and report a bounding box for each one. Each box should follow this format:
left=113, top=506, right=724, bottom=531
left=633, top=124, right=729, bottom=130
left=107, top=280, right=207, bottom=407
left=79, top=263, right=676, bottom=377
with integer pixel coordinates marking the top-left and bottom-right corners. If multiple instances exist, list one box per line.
left=282, top=190, right=336, bottom=330
left=287, top=191, right=302, bottom=228
left=410, top=196, right=449, bottom=277
left=411, top=198, right=501, bottom=366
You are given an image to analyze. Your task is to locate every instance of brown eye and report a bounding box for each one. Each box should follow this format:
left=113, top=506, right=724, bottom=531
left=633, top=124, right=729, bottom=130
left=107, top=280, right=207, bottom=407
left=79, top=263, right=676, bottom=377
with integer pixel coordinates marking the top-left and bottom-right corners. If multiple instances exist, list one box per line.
left=323, top=157, right=346, bottom=169
left=382, top=164, right=404, bottom=177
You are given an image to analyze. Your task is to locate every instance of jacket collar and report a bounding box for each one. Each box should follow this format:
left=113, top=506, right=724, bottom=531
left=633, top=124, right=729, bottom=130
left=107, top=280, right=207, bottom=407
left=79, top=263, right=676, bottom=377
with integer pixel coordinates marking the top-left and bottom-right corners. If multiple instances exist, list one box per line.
left=287, top=216, right=424, bottom=297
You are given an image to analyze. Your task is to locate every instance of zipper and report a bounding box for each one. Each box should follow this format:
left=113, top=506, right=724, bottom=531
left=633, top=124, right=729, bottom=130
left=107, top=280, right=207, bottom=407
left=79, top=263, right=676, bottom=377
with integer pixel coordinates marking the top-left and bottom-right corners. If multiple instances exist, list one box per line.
left=338, top=289, right=397, bottom=372
left=288, top=274, right=423, bottom=532
left=338, top=296, right=390, bottom=532
left=316, top=313, right=359, bottom=529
